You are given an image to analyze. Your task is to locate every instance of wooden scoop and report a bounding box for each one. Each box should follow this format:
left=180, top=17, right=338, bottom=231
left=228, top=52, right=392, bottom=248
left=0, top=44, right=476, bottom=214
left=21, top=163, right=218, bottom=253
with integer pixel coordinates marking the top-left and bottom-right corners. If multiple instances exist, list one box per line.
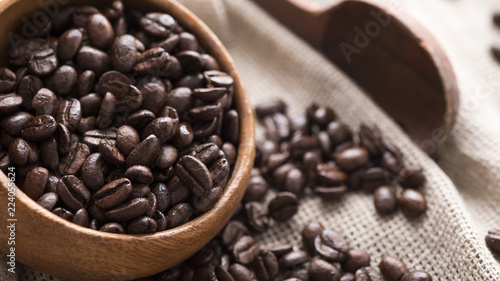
left=253, top=0, right=459, bottom=153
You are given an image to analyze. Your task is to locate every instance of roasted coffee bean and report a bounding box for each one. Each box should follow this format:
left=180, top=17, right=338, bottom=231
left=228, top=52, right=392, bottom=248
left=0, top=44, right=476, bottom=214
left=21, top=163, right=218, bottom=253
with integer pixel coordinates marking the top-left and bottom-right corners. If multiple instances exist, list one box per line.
left=1, top=112, right=34, bottom=136
left=233, top=235, right=260, bottom=264
left=204, top=70, right=234, bottom=88
left=222, top=220, right=251, bottom=250
left=341, top=249, right=370, bottom=273
left=32, top=88, right=58, bottom=116
left=115, top=85, right=143, bottom=113
left=228, top=263, right=256, bottom=281
left=127, top=216, right=158, bottom=234
left=153, top=210, right=168, bottom=232
left=267, top=244, right=293, bottom=260
left=355, top=266, right=383, bottom=281
left=175, top=50, right=202, bottom=74
left=314, top=229, right=350, bottom=262
left=316, top=163, right=347, bottom=186
left=378, top=255, right=409, bottom=281
left=308, top=257, right=341, bottom=281
left=57, top=98, right=82, bottom=132
left=243, top=171, right=268, bottom=202
left=130, top=183, right=150, bottom=199
left=264, top=113, right=290, bottom=142
left=245, top=201, right=269, bottom=233
left=255, top=100, right=286, bottom=119
left=176, top=155, right=213, bottom=196
left=0, top=93, right=23, bottom=115
left=374, top=186, right=398, bottom=215
left=172, top=122, right=194, bottom=150
left=94, top=178, right=133, bottom=210
left=126, top=134, right=161, bottom=167
left=82, top=129, right=117, bottom=150
left=8, top=38, right=48, bottom=66
left=79, top=93, right=102, bottom=117
left=166, top=176, right=192, bottom=206
left=110, top=34, right=145, bottom=72
left=59, top=143, right=90, bottom=175
left=359, top=123, right=384, bottom=156
left=77, top=46, right=111, bottom=75
left=486, top=228, right=500, bottom=254
left=215, top=264, right=235, bottom=281
left=398, top=165, right=425, bottom=188
left=23, top=166, right=49, bottom=200
left=381, top=145, right=403, bottom=175
left=98, top=139, right=125, bottom=166
left=57, top=175, right=91, bottom=211
left=51, top=65, right=78, bottom=97
left=193, top=186, right=223, bottom=212
left=96, top=92, right=116, bottom=129
left=313, top=185, right=348, bottom=201
left=140, top=13, right=176, bottom=38
left=36, top=192, right=58, bottom=211
left=400, top=270, right=433, bottom=281
left=268, top=192, right=298, bottom=221
left=52, top=207, right=74, bottom=221
left=251, top=250, right=279, bottom=281
left=28, top=48, right=58, bottom=77
left=100, top=222, right=126, bottom=233
left=166, top=202, right=194, bottom=229
left=81, top=153, right=109, bottom=190
left=9, top=138, right=38, bottom=165
left=17, top=76, right=43, bottom=111
left=115, top=125, right=140, bottom=156
left=335, top=147, right=369, bottom=171
left=73, top=208, right=90, bottom=227
left=189, top=103, right=223, bottom=122
left=97, top=71, right=131, bottom=97
left=188, top=244, right=216, bottom=267
left=362, top=167, right=390, bottom=193
left=327, top=121, right=353, bottom=146
left=280, top=250, right=309, bottom=269
left=141, top=116, right=179, bottom=144
left=124, top=165, right=153, bottom=184
left=290, top=134, right=320, bottom=160
left=134, top=47, right=170, bottom=76
left=72, top=6, right=100, bottom=27
left=0, top=68, right=16, bottom=93
left=166, top=87, right=193, bottom=116
left=87, top=13, right=115, bottom=50
left=155, top=144, right=178, bottom=169
left=193, top=87, right=226, bottom=102
left=306, top=104, right=335, bottom=128
left=140, top=82, right=167, bottom=115
left=285, top=269, right=309, bottom=280
left=150, top=182, right=170, bottom=213
left=89, top=219, right=99, bottom=230
left=57, top=29, right=83, bottom=62
left=105, top=197, right=149, bottom=222
left=21, top=114, right=57, bottom=141
left=399, top=189, right=426, bottom=219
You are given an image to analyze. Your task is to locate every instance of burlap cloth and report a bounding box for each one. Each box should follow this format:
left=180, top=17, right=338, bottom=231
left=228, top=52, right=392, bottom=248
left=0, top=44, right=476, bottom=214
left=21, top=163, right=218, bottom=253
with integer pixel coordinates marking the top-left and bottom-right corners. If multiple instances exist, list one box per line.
left=2, top=0, right=500, bottom=280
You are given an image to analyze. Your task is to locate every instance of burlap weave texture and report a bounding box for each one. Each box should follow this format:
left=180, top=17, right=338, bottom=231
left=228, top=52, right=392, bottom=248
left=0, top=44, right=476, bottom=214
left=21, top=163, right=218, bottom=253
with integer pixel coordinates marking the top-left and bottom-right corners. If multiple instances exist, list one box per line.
left=3, top=0, right=500, bottom=280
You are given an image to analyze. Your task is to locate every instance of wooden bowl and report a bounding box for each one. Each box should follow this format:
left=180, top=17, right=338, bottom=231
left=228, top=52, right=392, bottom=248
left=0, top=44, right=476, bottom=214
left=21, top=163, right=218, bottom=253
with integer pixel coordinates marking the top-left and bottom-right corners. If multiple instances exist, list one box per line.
left=0, top=0, right=255, bottom=280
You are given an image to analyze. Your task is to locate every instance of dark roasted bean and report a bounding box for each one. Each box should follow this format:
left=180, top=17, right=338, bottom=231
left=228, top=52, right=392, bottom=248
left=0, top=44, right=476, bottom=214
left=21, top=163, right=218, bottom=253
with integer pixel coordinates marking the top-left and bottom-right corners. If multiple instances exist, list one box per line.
left=280, top=250, right=309, bottom=269
left=77, top=46, right=111, bottom=75
left=99, top=139, right=125, bottom=166
left=399, top=189, right=426, bottom=219
left=57, top=99, right=82, bottom=132
left=268, top=192, right=298, bottom=221
left=126, top=134, right=161, bottom=167
left=36, top=192, right=58, bottom=211
left=100, top=222, right=126, bottom=233
left=32, top=88, right=58, bottom=116
left=57, top=28, right=83, bottom=62
left=81, top=153, right=109, bottom=190
left=73, top=208, right=90, bottom=227
left=23, top=166, right=49, bottom=200
left=105, top=197, right=149, bottom=222
left=378, top=255, right=409, bottom=281
left=398, top=165, right=426, bottom=188
left=59, top=143, right=90, bottom=175
left=17, top=76, right=43, bottom=111
left=166, top=202, right=194, bottom=229
left=1, top=112, right=34, bottom=136
left=51, top=65, right=78, bottom=96
left=314, top=229, right=349, bottom=262
left=57, top=175, right=91, bottom=211
left=0, top=68, right=16, bottom=93
left=362, top=167, right=390, bottom=193
left=21, top=114, right=57, bottom=141
left=52, top=207, right=74, bottom=221
left=355, top=266, right=383, bottom=281
left=400, top=271, right=433, bottom=281
left=82, top=129, right=117, bottom=150
left=374, top=186, right=398, bottom=215
left=0, top=94, right=23, bottom=115
left=165, top=87, right=193, bottom=115
left=96, top=92, right=116, bottom=129
left=359, top=123, right=384, bottom=156
left=140, top=13, right=176, bottom=38
left=314, top=185, right=348, bottom=201
left=28, top=48, right=58, bottom=77
left=127, top=216, right=157, bottom=234
left=335, top=147, right=369, bottom=171
left=308, top=257, right=341, bottom=281
left=341, top=249, right=370, bottom=273
left=176, top=155, right=213, bottom=196
left=94, top=178, right=132, bottom=210
left=9, top=138, right=38, bottom=165
left=245, top=201, right=269, bottom=233
left=87, top=13, right=115, bottom=50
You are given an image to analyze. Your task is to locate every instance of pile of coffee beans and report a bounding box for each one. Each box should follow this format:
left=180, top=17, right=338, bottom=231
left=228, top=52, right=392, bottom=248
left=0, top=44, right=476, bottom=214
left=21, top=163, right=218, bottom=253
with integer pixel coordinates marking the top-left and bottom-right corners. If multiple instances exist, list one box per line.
left=144, top=221, right=432, bottom=281
left=491, top=8, right=500, bottom=61
left=0, top=0, right=239, bottom=234
left=251, top=100, right=427, bottom=219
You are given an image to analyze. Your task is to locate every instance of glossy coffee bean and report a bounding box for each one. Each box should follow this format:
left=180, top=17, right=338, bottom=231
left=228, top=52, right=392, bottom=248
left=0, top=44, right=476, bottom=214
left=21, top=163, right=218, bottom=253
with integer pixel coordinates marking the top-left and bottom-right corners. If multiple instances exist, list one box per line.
left=59, top=143, right=90, bottom=175
left=222, top=220, right=251, bottom=251
left=252, top=250, right=279, bottom=281
left=57, top=98, right=82, bottom=132
left=308, top=257, right=341, bottom=281
left=73, top=208, right=90, bottom=227
left=166, top=203, right=194, bottom=229
left=359, top=123, right=384, bottom=156
left=280, top=250, right=309, bottom=269
left=21, top=114, right=57, bottom=141
left=399, top=189, right=426, bottom=219
left=87, top=13, right=115, bottom=50
left=99, top=139, right=125, bottom=166
left=302, top=221, right=324, bottom=255
left=94, top=178, right=133, bottom=210
left=268, top=192, right=298, bottom=221
left=307, top=104, right=335, bottom=128
left=140, top=13, right=176, bottom=38
left=155, top=144, right=177, bottom=169
left=362, top=167, right=390, bottom=193
left=327, top=121, right=353, bottom=146
left=355, top=266, right=383, bottom=281
left=314, top=229, right=350, bottom=262
left=378, top=255, right=409, bottom=281
left=32, top=88, right=58, bottom=116
left=175, top=155, right=213, bottom=196
left=255, top=100, right=286, bottom=119
left=77, top=46, right=111, bottom=75
left=23, top=166, right=49, bottom=200
left=105, top=197, right=149, bottom=222
left=36, top=192, right=58, bottom=211
left=52, top=207, right=74, bottom=221
left=17, top=76, right=43, bottom=111
left=141, top=116, right=179, bottom=144
left=9, top=138, right=38, bottom=165
left=127, top=216, right=158, bottom=234
left=81, top=153, right=109, bottom=190
left=28, top=48, right=58, bottom=77
left=374, top=186, right=398, bottom=215
left=400, top=270, right=433, bottom=281
left=229, top=263, right=257, bottom=281
left=115, top=125, right=140, bottom=156
left=57, top=175, right=91, bottom=212
left=111, top=35, right=145, bottom=72
left=0, top=93, right=23, bottom=115
left=316, top=163, right=347, bottom=186
left=245, top=201, right=269, bottom=233
left=57, top=29, right=83, bottom=62
left=243, top=171, right=268, bottom=202
left=193, top=186, right=223, bottom=212
left=51, top=66, right=78, bottom=97
left=398, top=165, right=426, bottom=188
left=335, top=147, right=369, bottom=171
left=96, top=92, right=116, bottom=129
left=1, top=111, right=34, bottom=136
left=100, top=222, right=126, bottom=234
left=341, top=249, right=370, bottom=273
left=232, top=235, right=260, bottom=264
left=151, top=182, right=170, bottom=213
left=313, top=185, right=348, bottom=201
left=0, top=68, right=16, bottom=93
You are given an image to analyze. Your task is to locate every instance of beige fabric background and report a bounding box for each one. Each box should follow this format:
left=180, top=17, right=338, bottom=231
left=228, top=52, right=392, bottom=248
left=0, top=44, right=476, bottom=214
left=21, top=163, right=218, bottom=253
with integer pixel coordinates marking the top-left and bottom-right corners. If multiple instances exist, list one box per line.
left=2, top=0, right=500, bottom=280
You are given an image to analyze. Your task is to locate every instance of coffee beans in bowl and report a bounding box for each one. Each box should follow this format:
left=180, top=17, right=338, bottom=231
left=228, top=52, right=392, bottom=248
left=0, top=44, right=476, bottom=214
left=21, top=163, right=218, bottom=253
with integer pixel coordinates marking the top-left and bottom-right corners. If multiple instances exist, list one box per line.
left=0, top=0, right=254, bottom=279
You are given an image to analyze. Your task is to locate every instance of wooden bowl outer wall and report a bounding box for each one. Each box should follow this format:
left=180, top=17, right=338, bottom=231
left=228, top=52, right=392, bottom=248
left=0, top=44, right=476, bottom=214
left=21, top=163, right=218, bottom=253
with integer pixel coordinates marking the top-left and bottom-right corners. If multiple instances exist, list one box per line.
left=0, top=0, right=255, bottom=280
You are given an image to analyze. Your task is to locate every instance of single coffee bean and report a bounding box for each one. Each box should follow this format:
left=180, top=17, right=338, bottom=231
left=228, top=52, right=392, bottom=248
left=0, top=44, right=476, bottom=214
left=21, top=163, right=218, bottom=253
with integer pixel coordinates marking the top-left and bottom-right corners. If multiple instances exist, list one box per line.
left=228, top=263, right=256, bottom=281
left=233, top=235, right=260, bottom=265
left=290, top=134, right=320, bottom=160
left=378, top=255, right=409, bottom=281
left=79, top=93, right=102, bottom=117
left=105, top=197, right=149, bottom=222
left=151, top=182, right=170, bottom=213
left=96, top=92, right=116, bottom=129
left=398, top=165, right=426, bottom=188
left=51, top=65, right=78, bottom=97
left=0, top=93, right=23, bottom=115
left=193, top=186, right=223, bottom=212
left=114, top=125, right=140, bottom=157
left=153, top=210, right=168, bottom=232
left=1, top=112, right=34, bottom=136
left=165, top=87, right=193, bottom=115
left=130, top=183, right=150, bottom=199
left=141, top=116, right=179, bottom=144
left=0, top=68, right=16, bottom=93
left=127, top=216, right=158, bottom=234
left=222, top=220, right=251, bottom=251
left=362, top=167, right=390, bottom=193
left=80, top=153, right=109, bottom=190
left=73, top=208, right=90, bottom=227
left=21, top=114, right=57, bottom=142
left=134, top=47, right=170, bottom=76
left=313, top=185, right=348, bottom=201
left=140, top=82, right=167, bottom=115
left=9, top=138, right=38, bottom=165
left=100, top=222, right=126, bottom=234
left=115, top=85, right=143, bottom=113
left=77, top=46, right=111, bottom=75
left=255, top=100, right=286, bottom=119
left=355, top=266, right=383, bottom=281
left=166, top=202, right=194, bottom=229
left=215, top=264, right=236, bottom=281
left=381, top=145, right=403, bottom=175
left=252, top=250, right=279, bottom=281
left=400, top=270, right=433, bottom=281
left=28, top=48, right=58, bottom=77
left=57, top=98, right=82, bottom=132
left=172, top=122, right=194, bottom=150
left=23, top=166, right=49, bottom=200
left=36, top=192, right=58, bottom=211
left=327, top=121, right=353, bottom=146
left=110, top=34, right=145, bottom=72
left=166, top=176, right=192, bottom=206
left=341, top=249, right=370, bottom=273
left=82, top=129, right=117, bottom=150
left=399, top=189, right=426, bottom=219
left=140, top=13, right=176, bottom=38
left=306, top=104, right=336, bottom=128
left=308, top=257, right=341, bottom=281
left=32, top=88, right=58, bottom=116
left=57, top=175, right=91, bottom=212
left=72, top=6, right=100, bottom=27
left=280, top=250, right=309, bottom=269
left=316, top=163, right=347, bottom=186
left=268, top=192, right=298, bottom=221
left=123, top=165, right=153, bottom=184
left=126, top=134, right=161, bottom=167
left=243, top=171, right=268, bottom=202
left=176, top=155, right=213, bottom=196
left=374, top=186, right=398, bottom=215
left=155, top=144, right=178, bottom=170
left=302, top=221, right=325, bottom=255
left=359, top=123, right=384, bottom=156
left=314, top=229, right=350, bottom=262
left=486, top=228, right=500, bottom=255
left=193, top=87, right=226, bottom=103
left=87, top=13, right=115, bottom=50
left=57, top=28, right=83, bottom=62
left=52, top=207, right=74, bottom=221
left=335, top=147, right=369, bottom=171
left=59, top=143, right=90, bottom=175
left=99, top=139, right=125, bottom=166
left=264, top=113, right=290, bottom=142
left=94, top=178, right=133, bottom=210
left=245, top=201, right=269, bottom=233
left=17, top=76, right=43, bottom=111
